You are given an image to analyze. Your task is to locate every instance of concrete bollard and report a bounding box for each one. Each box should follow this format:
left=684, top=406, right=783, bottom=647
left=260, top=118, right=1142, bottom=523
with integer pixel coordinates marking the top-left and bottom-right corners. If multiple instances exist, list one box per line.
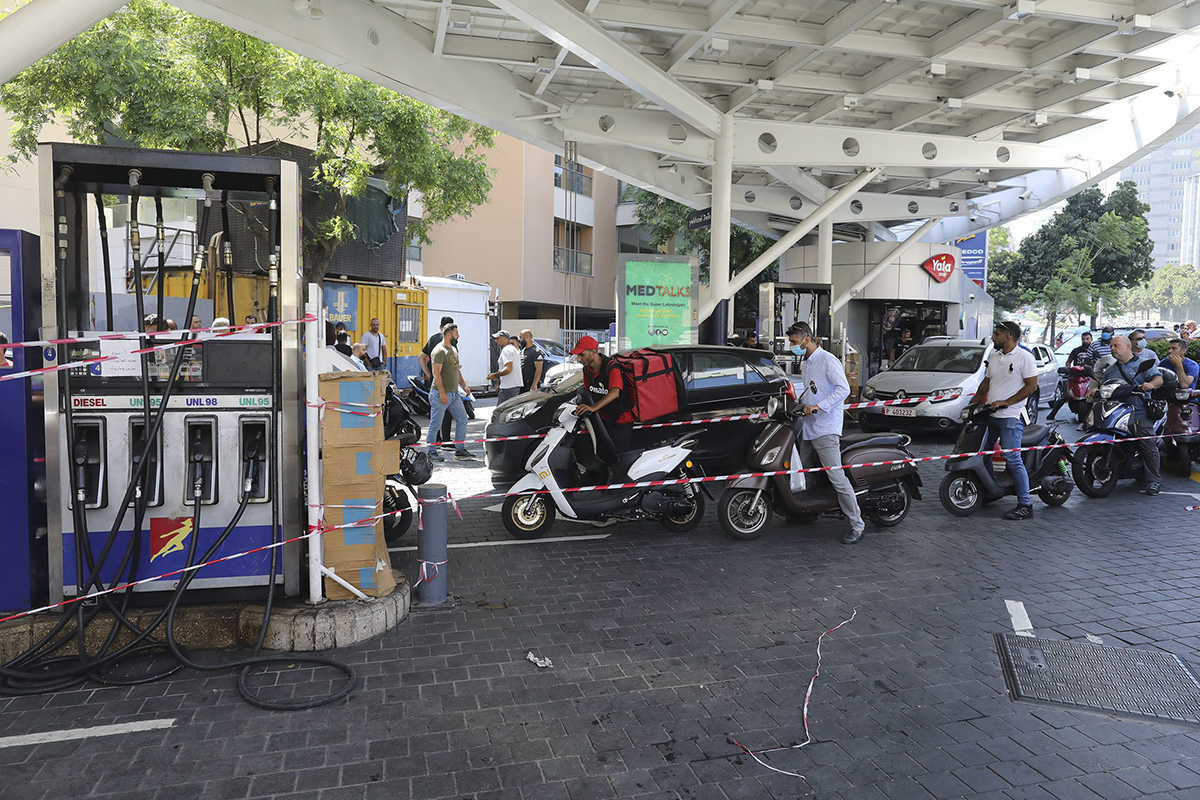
left=416, top=483, right=449, bottom=605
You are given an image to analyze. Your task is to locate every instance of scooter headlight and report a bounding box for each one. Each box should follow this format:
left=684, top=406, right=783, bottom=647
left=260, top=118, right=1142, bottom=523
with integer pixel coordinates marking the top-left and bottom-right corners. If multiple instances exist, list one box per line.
left=1100, top=383, right=1116, bottom=400
left=502, top=401, right=539, bottom=423
left=762, top=446, right=782, bottom=464
left=1113, top=413, right=1130, bottom=433
left=767, top=397, right=780, bottom=417
left=960, top=406, right=973, bottom=421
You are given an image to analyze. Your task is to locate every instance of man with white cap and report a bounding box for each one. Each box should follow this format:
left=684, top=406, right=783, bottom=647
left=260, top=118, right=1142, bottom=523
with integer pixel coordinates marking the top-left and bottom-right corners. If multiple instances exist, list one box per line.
left=487, top=330, right=524, bottom=404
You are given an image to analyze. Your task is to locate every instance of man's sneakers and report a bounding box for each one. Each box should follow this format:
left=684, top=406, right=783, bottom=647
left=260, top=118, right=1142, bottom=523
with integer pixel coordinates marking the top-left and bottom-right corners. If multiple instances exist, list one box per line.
left=454, top=450, right=477, bottom=461
left=842, top=529, right=863, bottom=545
left=1003, top=504, right=1033, bottom=521
left=427, top=450, right=446, bottom=462
left=1143, top=482, right=1160, bottom=496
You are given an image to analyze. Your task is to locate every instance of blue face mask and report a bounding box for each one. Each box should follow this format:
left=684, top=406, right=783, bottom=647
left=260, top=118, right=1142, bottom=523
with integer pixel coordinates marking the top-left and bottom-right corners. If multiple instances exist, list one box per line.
left=1101, top=332, right=1113, bottom=342
left=789, top=344, right=806, bottom=357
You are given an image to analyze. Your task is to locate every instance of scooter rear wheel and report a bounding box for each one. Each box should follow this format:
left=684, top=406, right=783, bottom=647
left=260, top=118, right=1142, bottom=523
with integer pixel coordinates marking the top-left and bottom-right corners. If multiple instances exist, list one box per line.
left=1072, top=446, right=1119, bottom=498
left=502, top=493, right=556, bottom=539
left=383, top=486, right=413, bottom=542
left=718, top=489, right=773, bottom=540
left=869, top=482, right=912, bottom=527
left=939, top=474, right=983, bottom=517
left=661, top=491, right=706, bottom=533
left=1168, top=442, right=1194, bottom=478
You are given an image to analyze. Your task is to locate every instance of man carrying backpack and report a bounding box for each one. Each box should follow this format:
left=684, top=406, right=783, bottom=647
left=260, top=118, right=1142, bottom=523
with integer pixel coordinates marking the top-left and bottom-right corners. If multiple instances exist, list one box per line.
left=570, top=336, right=635, bottom=453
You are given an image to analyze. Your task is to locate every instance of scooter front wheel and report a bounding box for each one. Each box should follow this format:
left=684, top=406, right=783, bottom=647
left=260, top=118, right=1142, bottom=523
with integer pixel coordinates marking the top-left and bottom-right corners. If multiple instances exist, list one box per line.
left=502, top=493, right=556, bottom=539
left=939, top=474, right=983, bottom=517
left=1072, top=446, right=1119, bottom=498
left=718, top=489, right=773, bottom=540
left=383, top=486, right=413, bottom=542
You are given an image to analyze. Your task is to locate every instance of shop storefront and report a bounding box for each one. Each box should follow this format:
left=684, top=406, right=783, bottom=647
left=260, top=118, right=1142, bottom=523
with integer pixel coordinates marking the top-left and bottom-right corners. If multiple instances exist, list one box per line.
left=778, top=242, right=993, bottom=381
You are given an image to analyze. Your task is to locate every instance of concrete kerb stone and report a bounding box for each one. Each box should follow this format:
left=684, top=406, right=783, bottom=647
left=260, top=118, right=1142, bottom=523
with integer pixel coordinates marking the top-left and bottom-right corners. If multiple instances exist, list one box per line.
left=0, top=574, right=411, bottom=660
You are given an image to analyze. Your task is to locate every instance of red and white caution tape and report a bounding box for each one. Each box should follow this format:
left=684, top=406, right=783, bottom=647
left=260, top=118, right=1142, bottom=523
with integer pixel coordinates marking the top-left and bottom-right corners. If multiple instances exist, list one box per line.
left=0, top=314, right=316, bottom=350
left=732, top=609, right=858, bottom=780
left=412, top=559, right=448, bottom=588
left=406, top=432, right=547, bottom=448
left=1187, top=505, right=1200, bottom=512
left=845, top=392, right=965, bottom=410
left=307, top=399, right=381, bottom=419
left=630, top=393, right=967, bottom=430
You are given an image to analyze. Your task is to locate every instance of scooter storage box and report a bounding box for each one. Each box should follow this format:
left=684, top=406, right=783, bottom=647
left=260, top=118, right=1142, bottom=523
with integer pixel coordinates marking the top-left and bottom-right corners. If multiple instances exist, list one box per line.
left=610, top=349, right=686, bottom=422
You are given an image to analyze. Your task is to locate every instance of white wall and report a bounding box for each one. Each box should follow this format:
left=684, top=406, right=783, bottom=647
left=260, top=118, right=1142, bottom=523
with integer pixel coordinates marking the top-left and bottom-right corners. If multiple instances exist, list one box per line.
left=422, top=276, right=495, bottom=388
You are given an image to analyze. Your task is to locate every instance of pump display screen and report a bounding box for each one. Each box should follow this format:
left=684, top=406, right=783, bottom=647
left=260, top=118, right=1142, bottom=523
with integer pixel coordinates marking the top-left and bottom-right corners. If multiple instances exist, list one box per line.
left=65, top=336, right=273, bottom=388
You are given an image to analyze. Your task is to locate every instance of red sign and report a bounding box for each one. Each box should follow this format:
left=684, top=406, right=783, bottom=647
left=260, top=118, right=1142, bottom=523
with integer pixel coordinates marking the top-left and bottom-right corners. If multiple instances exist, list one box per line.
left=921, top=253, right=955, bottom=283
left=150, top=517, right=193, bottom=563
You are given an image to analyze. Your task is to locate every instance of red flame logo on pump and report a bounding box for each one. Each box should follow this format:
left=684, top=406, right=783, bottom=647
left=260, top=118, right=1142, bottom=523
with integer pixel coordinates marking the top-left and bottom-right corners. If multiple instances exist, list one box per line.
left=921, top=253, right=955, bottom=283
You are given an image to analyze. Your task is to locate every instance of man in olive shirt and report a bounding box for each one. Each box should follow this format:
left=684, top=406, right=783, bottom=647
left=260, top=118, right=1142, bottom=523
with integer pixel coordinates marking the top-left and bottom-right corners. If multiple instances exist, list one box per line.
left=427, top=323, right=475, bottom=461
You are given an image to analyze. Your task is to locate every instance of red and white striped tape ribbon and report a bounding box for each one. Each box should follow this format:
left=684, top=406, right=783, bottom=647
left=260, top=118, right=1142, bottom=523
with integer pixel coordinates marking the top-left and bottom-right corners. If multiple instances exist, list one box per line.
left=631, top=393, right=967, bottom=429
left=307, top=399, right=381, bottom=419
left=0, top=314, right=316, bottom=350
left=1187, top=505, right=1200, bottom=512
left=412, top=559, right=448, bottom=587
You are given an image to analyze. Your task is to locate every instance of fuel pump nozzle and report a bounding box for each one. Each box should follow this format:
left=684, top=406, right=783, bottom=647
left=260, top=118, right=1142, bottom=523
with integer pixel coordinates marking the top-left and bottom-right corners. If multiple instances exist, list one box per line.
left=191, top=430, right=206, bottom=500
left=72, top=438, right=88, bottom=505
left=243, top=432, right=263, bottom=495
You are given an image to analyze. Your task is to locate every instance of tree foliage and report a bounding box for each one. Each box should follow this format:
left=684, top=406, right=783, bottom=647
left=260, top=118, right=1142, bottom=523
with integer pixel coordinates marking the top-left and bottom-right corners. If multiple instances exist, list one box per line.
left=1120, top=262, right=1200, bottom=319
left=0, top=0, right=494, bottom=280
left=622, top=186, right=778, bottom=325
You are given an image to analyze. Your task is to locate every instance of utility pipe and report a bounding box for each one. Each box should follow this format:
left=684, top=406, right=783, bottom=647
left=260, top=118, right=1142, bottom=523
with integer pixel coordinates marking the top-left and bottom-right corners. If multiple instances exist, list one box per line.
left=700, top=168, right=880, bottom=319
left=305, top=282, right=325, bottom=605
left=831, top=216, right=943, bottom=313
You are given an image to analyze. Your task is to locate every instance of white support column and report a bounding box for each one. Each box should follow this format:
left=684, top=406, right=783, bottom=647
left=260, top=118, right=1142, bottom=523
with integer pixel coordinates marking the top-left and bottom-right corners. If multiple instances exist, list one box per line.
left=817, top=217, right=834, bottom=284
left=701, top=168, right=879, bottom=319
left=305, top=283, right=325, bottom=606
left=709, top=113, right=734, bottom=325
left=832, top=217, right=942, bottom=313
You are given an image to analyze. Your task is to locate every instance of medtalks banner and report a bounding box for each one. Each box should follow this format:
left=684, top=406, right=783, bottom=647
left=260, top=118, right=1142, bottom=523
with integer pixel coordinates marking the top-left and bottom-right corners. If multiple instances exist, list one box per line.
left=616, top=257, right=699, bottom=351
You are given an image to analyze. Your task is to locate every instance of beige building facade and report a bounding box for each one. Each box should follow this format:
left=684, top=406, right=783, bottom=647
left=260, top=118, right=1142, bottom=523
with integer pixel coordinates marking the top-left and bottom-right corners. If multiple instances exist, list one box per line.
left=412, top=133, right=620, bottom=337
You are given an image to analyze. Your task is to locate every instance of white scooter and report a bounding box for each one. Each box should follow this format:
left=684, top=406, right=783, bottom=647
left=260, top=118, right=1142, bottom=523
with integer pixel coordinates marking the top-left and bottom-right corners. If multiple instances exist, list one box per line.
left=500, top=399, right=708, bottom=538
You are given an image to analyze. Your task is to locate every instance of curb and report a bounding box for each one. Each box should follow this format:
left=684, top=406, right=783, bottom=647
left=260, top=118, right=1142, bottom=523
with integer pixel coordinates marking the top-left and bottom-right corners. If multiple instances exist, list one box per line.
left=0, top=573, right=410, bottom=663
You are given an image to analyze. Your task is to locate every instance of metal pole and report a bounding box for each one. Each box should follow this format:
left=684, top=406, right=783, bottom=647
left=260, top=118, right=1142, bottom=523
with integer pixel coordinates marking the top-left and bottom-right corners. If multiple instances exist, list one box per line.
left=831, top=216, right=943, bottom=313
left=416, top=483, right=449, bottom=605
left=305, top=282, right=324, bottom=605
left=707, top=112, right=734, bottom=341
left=817, top=217, right=834, bottom=285
left=701, top=168, right=880, bottom=319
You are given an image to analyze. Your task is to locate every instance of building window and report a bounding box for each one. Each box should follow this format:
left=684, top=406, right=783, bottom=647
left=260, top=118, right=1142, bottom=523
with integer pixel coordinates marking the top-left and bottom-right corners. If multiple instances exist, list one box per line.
left=554, top=155, right=593, bottom=197
left=1171, top=202, right=1184, bottom=210
left=1172, top=189, right=1185, bottom=197
left=1173, top=176, right=1185, bottom=183
left=1170, top=229, right=1182, bottom=238
left=1170, top=242, right=1180, bottom=250
left=407, top=235, right=422, bottom=262
left=618, top=226, right=660, bottom=254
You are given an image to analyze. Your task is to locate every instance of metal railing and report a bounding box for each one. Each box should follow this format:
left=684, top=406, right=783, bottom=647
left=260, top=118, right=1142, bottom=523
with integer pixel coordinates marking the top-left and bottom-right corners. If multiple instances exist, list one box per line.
left=553, top=246, right=593, bottom=276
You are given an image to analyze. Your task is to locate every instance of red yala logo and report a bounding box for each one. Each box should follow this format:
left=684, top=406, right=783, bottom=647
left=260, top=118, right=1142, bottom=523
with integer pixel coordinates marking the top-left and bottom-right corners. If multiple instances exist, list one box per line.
left=921, top=254, right=955, bottom=283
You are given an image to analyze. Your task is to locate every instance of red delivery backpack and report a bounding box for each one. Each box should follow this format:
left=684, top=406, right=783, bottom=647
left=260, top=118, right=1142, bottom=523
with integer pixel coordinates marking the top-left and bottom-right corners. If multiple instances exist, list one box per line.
left=609, top=348, right=687, bottom=422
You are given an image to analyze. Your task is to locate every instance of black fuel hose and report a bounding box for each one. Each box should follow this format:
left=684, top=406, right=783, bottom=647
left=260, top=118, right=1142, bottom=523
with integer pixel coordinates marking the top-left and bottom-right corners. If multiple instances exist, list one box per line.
left=222, top=190, right=235, bottom=322
left=154, top=195, right=166, bottom=325
left=94, top=193, right=113, bottom=332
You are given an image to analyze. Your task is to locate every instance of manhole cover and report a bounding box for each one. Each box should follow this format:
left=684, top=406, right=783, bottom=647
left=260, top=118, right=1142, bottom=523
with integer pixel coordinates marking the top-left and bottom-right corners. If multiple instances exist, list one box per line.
left=995, top=633, right=1200, bottom=725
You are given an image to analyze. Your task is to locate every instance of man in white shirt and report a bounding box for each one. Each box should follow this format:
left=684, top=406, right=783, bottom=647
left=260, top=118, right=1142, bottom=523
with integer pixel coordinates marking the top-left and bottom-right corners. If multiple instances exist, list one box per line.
left=487, top=330, right=524, bottom=404
left=362, top=317, right=387, bottom=372
left=976, top=321, right=1039, bottom=520
left=789, top=322, right=865, bottom=544
left=350, top=343, right=369, bottom=371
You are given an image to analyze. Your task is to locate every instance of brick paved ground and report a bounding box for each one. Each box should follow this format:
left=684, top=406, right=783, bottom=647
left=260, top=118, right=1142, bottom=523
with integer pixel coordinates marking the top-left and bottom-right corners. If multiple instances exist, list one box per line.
left=5, top=404, right=1200, bottom=800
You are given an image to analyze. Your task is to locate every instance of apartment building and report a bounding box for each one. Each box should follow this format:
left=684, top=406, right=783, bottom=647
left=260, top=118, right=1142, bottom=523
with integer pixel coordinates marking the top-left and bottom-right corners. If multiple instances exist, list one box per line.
left=411, top=133, right=620, bottom=339
left=1121, top=130, right=1198, bottom=265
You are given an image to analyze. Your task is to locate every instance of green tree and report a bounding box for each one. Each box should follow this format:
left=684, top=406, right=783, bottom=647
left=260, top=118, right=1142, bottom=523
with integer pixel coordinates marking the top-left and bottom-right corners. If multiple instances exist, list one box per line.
left=623, top=186, right=778, bottom=327
left=0, top=0, right=494, bottom=281
left=1119, top=262, right=1200, bottom=320
left=988, top=225, right=1012, bottom=255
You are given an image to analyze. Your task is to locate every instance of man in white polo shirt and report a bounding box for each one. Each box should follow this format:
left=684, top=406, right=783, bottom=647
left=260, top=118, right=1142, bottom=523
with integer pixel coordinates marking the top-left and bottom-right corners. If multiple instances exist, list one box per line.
left=487, top=330, right=524, bottom=404
left=976, top=320, right=1040, bottom=521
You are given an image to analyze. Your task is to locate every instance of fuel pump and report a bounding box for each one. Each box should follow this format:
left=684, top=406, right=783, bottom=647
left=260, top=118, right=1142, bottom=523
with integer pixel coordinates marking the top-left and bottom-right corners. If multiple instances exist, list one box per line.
left=37, top=144, right=304, bottom=603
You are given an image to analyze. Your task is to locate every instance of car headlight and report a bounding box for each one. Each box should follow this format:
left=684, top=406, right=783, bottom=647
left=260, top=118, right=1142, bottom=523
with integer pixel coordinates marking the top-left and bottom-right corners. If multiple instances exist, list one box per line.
left=861, top=385, right=876, bottom=400
left=502, top=402, right=539, bottom=423
left=762, top=446, right=782, bottom=464
left=931, top=387, right=964, bottom=403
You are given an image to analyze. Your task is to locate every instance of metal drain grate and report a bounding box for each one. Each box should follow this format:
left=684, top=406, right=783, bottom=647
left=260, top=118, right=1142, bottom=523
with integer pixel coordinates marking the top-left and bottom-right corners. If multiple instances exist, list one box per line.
left=995, top=633, right=1200, bottom=725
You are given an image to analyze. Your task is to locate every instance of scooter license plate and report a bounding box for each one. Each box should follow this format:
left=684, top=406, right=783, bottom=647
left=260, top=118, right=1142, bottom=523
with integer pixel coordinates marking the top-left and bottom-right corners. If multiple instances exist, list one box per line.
left=882, top=406, right=916, bottom=417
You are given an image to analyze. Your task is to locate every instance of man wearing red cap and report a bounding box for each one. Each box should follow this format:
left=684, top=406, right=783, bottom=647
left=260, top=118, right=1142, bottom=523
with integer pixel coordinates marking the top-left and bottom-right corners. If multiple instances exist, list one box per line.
left=570, top=335, right=634, bottom=453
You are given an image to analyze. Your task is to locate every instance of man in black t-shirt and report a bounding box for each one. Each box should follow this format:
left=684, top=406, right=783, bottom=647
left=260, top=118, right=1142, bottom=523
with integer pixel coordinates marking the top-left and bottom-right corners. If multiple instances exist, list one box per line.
left=420, top=316, right=454, bottom=380
left=518, top=329, right=544, bottom=392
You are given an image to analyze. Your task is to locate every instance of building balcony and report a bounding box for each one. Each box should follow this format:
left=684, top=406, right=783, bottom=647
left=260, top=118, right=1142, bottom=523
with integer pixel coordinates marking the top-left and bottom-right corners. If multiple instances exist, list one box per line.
left=553, top=246, right=593, bottom=276
left=553, top=166, right=593, bottom=197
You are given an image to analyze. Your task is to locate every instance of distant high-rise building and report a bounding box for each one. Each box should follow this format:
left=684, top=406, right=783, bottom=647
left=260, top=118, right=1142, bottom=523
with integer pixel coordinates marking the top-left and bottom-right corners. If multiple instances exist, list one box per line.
left=1120, top=131, right=1199, bottom=266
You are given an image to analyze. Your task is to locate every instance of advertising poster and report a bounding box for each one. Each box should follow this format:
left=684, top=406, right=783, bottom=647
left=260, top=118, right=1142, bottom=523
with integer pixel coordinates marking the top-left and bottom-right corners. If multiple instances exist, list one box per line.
left=955, top=232, right=987, bottom=289
left=323, top=282, right=358, bottom=331
left=616, top=257, right=698, bottom=351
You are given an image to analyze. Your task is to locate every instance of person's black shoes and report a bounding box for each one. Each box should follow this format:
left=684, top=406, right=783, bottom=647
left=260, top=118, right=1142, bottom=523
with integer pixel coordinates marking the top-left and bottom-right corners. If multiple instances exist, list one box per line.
left=454, top=450, right=477, bottom=461
left=1003, top=504, right=1033, bottom=520
left=1143, top=482, right=1160, bottom=496
left=428, top=451, right=445, bottom=462
left=842, top=529, right=863, bottom=544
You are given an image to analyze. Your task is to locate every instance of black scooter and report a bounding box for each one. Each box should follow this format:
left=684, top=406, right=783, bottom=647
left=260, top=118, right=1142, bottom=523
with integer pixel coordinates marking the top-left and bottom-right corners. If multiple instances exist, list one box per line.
left=382, top=381, right=432, bottom=541
left=939, top=404, right=1073, bottom=516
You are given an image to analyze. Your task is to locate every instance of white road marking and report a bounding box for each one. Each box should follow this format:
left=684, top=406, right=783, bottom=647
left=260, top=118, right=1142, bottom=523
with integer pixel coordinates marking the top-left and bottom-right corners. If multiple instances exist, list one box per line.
left=0, top=718, right=176, bottom=749
left=1005, top=600, right=1035, bottom=638
left=389, top=533, right=611, bottom=552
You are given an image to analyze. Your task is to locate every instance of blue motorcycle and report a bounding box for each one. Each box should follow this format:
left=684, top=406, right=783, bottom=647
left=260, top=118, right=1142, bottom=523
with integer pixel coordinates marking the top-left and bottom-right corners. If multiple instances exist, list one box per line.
left=1071, top=380, right=1164, bottom=497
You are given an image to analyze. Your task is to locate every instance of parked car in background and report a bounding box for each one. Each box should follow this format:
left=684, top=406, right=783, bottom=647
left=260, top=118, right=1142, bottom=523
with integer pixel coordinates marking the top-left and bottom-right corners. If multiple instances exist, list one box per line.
left=858, top=337, right=1058, bottom=432
left=485, top=345, right=792, bottom=490
left=541, top=340, right=616, bottom=388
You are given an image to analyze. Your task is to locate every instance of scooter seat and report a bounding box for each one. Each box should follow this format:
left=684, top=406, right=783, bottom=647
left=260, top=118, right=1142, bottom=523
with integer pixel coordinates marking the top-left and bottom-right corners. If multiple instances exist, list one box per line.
left=841, top=432, right=905, bottom=449
left=1021, top=424, right=1049, bottom=447
left=608, top=450, right=645, bottom=482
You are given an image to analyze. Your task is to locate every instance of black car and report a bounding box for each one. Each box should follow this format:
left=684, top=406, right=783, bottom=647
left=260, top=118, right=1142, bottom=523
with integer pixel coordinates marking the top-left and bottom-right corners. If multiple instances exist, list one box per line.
left=484, top=345, right=793, bottom=490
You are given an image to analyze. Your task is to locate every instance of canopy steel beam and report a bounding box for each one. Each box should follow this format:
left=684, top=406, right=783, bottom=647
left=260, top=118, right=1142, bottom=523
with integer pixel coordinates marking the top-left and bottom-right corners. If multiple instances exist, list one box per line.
left=0, top=0, right=126, bottom=84
left=489, top=0, right=722, bottom=136
left=832, top=216, right=944, bottom=313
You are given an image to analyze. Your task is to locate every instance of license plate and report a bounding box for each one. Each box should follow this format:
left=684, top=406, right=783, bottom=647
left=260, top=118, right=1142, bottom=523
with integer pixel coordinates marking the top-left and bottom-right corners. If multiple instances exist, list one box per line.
left=882, top=406, right=916, bottom=418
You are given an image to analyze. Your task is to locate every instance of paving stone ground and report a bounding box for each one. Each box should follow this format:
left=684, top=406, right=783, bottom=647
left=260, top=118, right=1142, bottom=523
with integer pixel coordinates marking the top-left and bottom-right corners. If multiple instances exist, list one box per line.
left=5, top=401, right=1200, bottom=800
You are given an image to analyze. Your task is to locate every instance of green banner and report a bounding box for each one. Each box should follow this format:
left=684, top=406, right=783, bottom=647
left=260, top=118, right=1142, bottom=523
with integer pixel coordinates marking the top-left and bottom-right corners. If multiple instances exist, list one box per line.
left=619, top=260, right=697, bottom=351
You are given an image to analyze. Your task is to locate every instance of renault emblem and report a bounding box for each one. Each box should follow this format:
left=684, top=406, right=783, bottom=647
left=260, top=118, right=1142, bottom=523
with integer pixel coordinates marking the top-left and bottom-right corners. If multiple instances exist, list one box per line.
left=895, top=390, right=906, bottom=399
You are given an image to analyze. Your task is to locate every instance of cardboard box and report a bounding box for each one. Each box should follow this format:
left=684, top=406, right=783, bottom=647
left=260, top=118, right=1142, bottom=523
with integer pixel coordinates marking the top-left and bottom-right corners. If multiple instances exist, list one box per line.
left=321, top=440, right=401, bottom=487
left=320, top=477, right=395, bottom=600
left=318, top=371, right=387, bottom=447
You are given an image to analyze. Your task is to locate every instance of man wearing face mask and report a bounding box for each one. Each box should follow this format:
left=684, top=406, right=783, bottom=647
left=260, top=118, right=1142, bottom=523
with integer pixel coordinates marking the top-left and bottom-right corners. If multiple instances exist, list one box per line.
left=788, top=322, right=865, bottom=545
left=1090, top=325, right=1114, bottom=361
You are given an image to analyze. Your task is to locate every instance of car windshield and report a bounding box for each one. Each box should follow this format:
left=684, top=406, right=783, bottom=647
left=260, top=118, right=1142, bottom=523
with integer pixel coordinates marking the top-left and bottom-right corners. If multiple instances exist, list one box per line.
left=552, top=371, right=584, bottom=394
left=537, top=339, right=567, bottom=356
left=890, top=345, right=983, bottom=373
